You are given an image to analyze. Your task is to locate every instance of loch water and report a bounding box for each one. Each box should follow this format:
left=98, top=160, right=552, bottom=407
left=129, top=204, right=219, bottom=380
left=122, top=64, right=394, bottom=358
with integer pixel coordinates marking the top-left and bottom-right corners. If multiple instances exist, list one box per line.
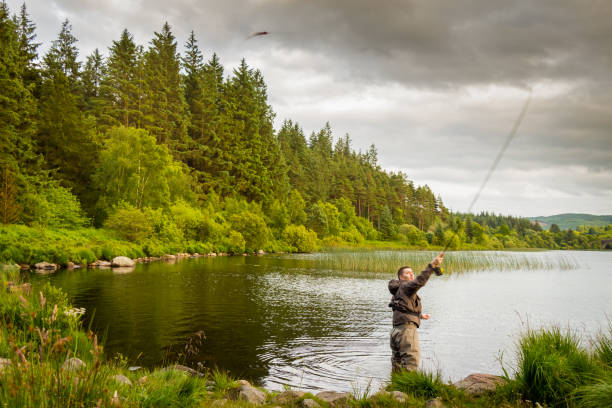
left=31, top=250, right=612, bottom=392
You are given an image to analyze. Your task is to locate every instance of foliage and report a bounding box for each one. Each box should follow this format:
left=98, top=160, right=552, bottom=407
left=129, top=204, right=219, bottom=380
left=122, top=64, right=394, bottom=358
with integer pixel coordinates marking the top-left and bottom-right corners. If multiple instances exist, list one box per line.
left=229, top=211, right=270, bottom=251
left=389, top=370, right=444, bottom=399
left=225, top=230, right=246, bottom=254
left=514, top=326, right=601, bottom=407
left=20, top=182, right=89, bottom=229
left=93, top=127, right=193, bottom=218
left=104, top=204, right=154, bottom=242
left=282, top=224, right=317, bottom=253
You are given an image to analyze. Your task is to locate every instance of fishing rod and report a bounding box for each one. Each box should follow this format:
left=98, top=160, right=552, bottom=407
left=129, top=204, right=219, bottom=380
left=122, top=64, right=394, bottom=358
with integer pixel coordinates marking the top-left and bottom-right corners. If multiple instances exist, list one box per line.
left=439, top=90, right=533, bottom=260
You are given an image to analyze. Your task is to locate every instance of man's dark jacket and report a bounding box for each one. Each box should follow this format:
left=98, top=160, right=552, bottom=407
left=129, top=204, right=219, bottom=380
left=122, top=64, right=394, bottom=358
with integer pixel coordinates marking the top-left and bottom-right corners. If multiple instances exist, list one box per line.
left=388, top=265, right=434, bottom=328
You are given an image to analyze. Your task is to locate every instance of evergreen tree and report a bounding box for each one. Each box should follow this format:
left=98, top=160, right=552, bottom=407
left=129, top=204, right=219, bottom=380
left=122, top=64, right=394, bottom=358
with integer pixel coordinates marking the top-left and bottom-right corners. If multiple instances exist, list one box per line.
left=43, top=19, right=80, bottom=92
left=143, top=22, right=188, bottom=157
left=0, top=3, right=38, bottom=181
left=12, top=3, right=40, bottom=90
left=37, top=19, right=98, bottom=215
left=101, top=29, right=140, bottom=128
left=82, top=48, right=105, bottom=119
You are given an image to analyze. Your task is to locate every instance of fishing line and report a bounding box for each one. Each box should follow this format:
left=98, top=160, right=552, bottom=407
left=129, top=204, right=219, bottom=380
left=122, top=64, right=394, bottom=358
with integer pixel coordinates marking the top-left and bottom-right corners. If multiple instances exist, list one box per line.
left=441, top=89, right=533, bottom=254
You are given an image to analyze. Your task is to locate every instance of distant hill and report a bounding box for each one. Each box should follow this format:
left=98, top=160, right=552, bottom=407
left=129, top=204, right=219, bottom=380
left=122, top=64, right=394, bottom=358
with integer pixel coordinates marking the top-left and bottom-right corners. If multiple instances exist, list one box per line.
left=528, top=213, right=612, bottom=230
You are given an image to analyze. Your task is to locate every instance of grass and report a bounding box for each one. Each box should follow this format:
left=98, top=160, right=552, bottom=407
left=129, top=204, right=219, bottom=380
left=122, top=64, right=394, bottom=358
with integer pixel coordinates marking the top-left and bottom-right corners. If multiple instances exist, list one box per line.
left=307, top=250, right=578, bottom=275
left=513, top=325, right=611, bottom=407
left=0, top=224, right=213, bottom=266
left=389, top=370, right=444, bottom=399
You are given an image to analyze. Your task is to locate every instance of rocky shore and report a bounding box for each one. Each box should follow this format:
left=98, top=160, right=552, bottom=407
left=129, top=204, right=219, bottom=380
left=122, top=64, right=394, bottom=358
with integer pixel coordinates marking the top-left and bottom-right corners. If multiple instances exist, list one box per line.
left=46, top=359, right=508, bottom=407
left=12, top=250, right=267, bottom=273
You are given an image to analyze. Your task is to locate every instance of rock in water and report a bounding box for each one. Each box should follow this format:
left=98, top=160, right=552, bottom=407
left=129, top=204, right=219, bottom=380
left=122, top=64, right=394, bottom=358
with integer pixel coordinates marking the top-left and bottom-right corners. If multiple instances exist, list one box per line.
left=453, top=373, right=506, bottom=396
left=34, top=262, right=57, bottom=270
left=111, top=256, right=135, bottom=267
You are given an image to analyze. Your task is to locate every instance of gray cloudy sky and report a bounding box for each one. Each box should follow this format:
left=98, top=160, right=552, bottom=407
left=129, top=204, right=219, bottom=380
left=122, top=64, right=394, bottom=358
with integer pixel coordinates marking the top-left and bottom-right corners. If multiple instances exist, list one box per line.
left=7, top=0, right=612, bottom=216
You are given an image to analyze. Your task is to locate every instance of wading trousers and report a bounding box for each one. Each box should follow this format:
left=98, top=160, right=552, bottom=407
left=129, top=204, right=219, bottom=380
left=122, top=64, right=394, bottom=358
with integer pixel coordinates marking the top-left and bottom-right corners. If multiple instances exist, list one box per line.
left=390, top=322, right=420, bottom=372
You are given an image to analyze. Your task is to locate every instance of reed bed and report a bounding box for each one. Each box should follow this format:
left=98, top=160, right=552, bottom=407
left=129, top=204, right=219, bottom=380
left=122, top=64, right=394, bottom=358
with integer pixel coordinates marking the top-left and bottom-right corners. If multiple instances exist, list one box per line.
left=307, top=250, right=579, bottom=275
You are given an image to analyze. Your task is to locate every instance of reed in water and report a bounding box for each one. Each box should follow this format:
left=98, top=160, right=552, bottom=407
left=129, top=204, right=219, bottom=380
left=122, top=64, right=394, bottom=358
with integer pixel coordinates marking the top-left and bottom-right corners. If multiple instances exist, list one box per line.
left=306, top=250, right=579, bottom=274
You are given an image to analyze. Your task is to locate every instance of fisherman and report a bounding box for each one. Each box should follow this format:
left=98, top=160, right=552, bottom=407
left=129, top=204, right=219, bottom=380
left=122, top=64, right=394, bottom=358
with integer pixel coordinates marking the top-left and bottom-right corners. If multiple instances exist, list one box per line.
left=388, top=252, right=444, bottom=372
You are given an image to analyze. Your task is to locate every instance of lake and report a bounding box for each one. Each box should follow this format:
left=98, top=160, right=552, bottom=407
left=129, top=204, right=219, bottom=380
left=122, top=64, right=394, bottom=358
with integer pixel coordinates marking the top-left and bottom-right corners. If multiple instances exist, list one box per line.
left=30, top=250, right=612, bottom=392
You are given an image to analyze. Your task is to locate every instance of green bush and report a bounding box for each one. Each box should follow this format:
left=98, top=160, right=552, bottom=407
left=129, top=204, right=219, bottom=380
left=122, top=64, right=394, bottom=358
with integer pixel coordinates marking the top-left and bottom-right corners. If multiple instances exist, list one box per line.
left=74, top=248, right=97, bottom=264
left=229, top=211, right=270, bottom=251
left=282, top=225, right=317, bottom=253
left=339, top=227, right=364, bottom=244
left=104, top=205, right=154, bottom=242
left=225, top=231, right=246, bottom=254
left=0, top=246, right=24, bottom=263
left=399, top=224, right=427, bottom=245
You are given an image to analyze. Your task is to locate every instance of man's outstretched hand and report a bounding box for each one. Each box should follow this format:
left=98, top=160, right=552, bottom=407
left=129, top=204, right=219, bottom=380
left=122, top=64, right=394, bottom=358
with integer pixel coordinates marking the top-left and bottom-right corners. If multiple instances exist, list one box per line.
left=432, top=252, right=444, bottom=267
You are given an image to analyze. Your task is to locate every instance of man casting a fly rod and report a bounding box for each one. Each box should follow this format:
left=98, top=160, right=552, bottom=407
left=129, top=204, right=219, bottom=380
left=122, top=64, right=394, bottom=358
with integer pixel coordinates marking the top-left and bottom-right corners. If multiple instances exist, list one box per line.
left=388, top=252, right=444, bottom=372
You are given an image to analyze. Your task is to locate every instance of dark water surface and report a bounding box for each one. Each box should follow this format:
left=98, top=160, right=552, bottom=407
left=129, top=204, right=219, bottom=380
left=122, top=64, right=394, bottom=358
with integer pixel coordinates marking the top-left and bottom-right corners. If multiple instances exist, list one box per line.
left=31, top=251, right=612, bottom=392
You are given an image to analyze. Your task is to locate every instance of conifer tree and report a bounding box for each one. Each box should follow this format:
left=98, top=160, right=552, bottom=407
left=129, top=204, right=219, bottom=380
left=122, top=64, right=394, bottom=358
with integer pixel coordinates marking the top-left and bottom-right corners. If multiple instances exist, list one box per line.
left=101, top=29, right=140, bottom=128
left=143, top=22, right=188, bottom=157
left=37, top=19, right=98, bottom=215
left=82, top=48, right=105, bottom=120
left=0, top=3, right=38, bottom=179
left=13, top=3, right=39, bottom=90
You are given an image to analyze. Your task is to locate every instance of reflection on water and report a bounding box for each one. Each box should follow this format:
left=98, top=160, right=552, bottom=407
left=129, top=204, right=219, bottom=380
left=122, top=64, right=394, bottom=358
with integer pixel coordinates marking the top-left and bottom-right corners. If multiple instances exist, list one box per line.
left=31, top=251, right=612, bottom=392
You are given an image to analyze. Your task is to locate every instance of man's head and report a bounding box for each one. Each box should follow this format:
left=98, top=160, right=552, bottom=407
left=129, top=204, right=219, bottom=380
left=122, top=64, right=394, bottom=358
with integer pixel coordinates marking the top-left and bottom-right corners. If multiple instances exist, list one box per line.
left=397, top=266, right=414, bottom=281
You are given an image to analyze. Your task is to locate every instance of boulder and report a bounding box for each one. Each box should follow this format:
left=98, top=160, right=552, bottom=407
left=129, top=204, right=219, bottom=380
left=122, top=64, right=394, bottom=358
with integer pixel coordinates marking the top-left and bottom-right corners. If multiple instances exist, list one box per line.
left=228, top=384, right=266, bottom=405
left=112, top=256, right=135, bottom=267
left=391, top=391, right=408, bottom=403
left=19, top=264, right=30, bottom=271
left=66, top=262, right=75, bottom=269
left=90, top=260, right=111, bottom=268
left=315, top=391, right=351, bottom=407
left=236, top=379, right=251, bottom=386
left=301, top=399, right=321, bottom=408
left=453, top=373, right=506, bottom=396
left=426, top=398, right=446, bottom=408
left=137, top=376, right=147, bottom=385
left=62, top=357, right=85, bottom=371
left=113, top=374, right=132, bottom=386
left=271, top=390, right=305, bottom=404
left=34, top=262, right=57, bottom=271
left=257, top=249, right=265, bottom=255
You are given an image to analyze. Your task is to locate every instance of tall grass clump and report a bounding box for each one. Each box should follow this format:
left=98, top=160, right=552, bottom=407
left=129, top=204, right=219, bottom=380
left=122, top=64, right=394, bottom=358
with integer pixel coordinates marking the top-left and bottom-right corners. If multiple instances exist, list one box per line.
left=388, top=370, right=444, bottom=399
left=310, top=250, right=578, bottom=275
left=592, top=322, right=612, bottom=369
left=514, top=326, right=601, bottom=407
